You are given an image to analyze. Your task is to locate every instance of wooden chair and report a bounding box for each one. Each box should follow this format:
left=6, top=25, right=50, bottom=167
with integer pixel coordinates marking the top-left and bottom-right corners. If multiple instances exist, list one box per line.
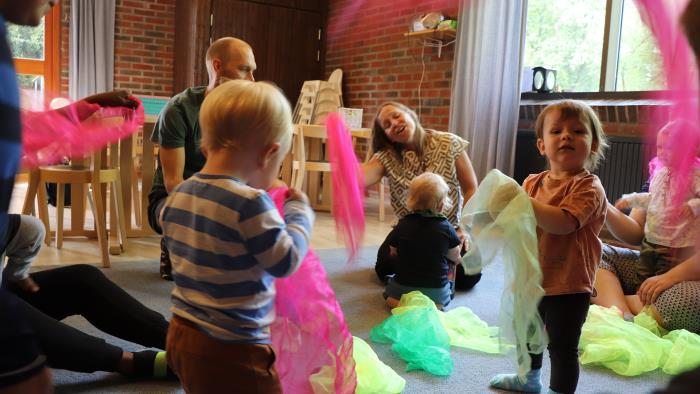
left=352, top=128, right=386, bottom=222
left=22, top=134, right=129, bottom=268
left=290, top=124, right=332, bottom=210
left=290, top=124, right=386, bottom=221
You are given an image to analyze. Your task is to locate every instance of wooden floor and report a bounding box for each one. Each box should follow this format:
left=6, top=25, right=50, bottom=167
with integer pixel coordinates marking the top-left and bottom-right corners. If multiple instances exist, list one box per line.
left=10, top=181, right=394, bottom=268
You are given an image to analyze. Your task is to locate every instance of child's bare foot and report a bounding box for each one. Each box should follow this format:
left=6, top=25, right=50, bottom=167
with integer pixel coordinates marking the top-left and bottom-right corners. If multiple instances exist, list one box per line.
left=625, top=294, right=644, bottom=315
left=16, top=277, right=40, bottom=293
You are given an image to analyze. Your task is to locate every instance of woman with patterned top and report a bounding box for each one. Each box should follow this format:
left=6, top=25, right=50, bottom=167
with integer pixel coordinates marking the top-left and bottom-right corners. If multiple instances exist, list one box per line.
left=594, top=187, right=700, bottom=333
left=362, top=102, right=481, bottom=290
left=593, top=119, right=700, bottom=332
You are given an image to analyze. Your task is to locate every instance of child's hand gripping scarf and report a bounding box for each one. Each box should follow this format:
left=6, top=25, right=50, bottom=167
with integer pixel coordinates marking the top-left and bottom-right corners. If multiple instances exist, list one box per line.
left=326, top=112, right=365, bottom=260
left=460, top=169, right=546, bottom=379
left=267, top=188, right=356, bottom=394
left=21, top=97, right=145, bottom=167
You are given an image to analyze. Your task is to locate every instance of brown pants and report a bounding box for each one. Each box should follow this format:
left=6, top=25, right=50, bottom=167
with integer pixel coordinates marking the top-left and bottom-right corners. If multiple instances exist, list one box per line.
left=166, top=316, right=282, bottom=394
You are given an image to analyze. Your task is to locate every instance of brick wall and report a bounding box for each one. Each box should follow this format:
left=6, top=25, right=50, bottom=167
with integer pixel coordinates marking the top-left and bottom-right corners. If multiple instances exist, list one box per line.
left=325, top=0, right=458, bottom=130
left=114, top=0, right=175, bottom=96
left=60, top=0, right=176, bottom=97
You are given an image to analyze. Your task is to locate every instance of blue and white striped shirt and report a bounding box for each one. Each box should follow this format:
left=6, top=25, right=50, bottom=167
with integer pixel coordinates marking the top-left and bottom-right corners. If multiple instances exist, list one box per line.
left=161, top=173, right=314, bottom=343
left=0, top=16, right=23, bottom=255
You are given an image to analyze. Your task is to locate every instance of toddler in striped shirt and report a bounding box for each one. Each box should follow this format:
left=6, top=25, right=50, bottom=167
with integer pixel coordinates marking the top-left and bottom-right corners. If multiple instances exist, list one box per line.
left=161, top=80, right=314, bottom=394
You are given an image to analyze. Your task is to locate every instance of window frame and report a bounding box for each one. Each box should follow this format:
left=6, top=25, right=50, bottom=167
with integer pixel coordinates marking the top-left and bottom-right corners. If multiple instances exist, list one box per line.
left=12, top=3, right=61, bottom=96
left=600, top=0, right=624, bottom=91
left=524, top=0, right=664, bottom=97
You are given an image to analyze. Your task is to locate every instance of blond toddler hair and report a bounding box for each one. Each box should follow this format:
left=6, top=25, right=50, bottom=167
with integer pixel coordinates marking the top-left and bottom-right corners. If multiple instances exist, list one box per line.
left=200, top=80, right=292, bottom=153
left=406, top=172, right=452, bottom=213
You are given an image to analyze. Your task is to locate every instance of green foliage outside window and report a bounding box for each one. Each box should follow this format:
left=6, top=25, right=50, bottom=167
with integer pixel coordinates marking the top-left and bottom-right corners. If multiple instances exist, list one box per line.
left=525, top=0, right=665, bottom=92
left=7, top=18, right=44, bottom=60
left=525, top=0, right=606, bottom=92
left=616, top=0, right=664, bottom=91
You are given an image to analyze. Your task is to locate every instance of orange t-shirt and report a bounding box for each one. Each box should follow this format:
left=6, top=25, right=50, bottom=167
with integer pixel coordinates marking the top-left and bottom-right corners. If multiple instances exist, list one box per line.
left=523, top=170, right=607, bottom=295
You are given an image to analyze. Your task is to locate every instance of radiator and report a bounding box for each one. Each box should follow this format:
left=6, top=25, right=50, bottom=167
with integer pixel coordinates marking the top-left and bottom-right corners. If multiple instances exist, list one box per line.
left=514, top=131, right=655, bottom=202
left=595, top=135, right=655, bottom=202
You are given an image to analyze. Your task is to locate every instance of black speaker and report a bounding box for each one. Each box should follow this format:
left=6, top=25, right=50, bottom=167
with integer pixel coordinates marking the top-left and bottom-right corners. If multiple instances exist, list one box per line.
left=532, top=66, right=556, bottom=93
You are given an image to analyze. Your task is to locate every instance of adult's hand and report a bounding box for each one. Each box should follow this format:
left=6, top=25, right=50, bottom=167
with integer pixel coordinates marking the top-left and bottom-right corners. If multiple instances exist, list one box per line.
left=637, top=273, right=679, bottom=305
left=456, top=226, right=469, bottom=253
left=84, top=90, right=138, bottom=109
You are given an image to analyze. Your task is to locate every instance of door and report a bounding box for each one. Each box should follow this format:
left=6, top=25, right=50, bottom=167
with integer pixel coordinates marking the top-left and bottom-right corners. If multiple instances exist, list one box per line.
left=210, top=0, right=324, bottom=104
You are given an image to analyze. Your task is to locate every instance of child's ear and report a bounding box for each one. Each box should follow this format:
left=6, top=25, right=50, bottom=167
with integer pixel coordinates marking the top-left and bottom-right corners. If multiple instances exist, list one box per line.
left=212, top=58, right=222, bottom=73
left=591, top=138, right=599, bottom=153
left=536, top=138, right=546, bottom=156
left=259, top=142, right=281, bottom=167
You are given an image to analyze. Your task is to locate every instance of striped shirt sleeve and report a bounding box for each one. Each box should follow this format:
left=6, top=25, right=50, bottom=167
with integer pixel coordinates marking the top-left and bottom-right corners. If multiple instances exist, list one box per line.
left=240, top=193, right=314, bottom=278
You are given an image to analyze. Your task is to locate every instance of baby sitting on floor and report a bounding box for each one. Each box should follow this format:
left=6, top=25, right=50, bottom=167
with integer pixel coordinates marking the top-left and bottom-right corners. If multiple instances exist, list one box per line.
left=383, top=172, right=462, bottom=309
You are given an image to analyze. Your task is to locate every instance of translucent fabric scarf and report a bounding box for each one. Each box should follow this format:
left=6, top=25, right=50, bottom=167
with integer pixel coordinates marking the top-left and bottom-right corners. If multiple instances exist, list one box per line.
left=370, top=291, right=509, bottom=376
left=268, top=188, right=356, bottom=394
left=326, top=112, right=365, bottom=260
left=21, top=98, right=144, bottom=167
left=636, top=0, right=700, bottom=207
left=460, top=169, right=546, bottom=378
left=580, top=305, right=700, bottom=376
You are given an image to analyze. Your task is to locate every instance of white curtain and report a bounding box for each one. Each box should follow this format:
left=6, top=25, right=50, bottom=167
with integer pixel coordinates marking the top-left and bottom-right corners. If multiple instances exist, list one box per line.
left=449, top=0, right=527, bottom=179
left=69, top=0, right=116, bottom=99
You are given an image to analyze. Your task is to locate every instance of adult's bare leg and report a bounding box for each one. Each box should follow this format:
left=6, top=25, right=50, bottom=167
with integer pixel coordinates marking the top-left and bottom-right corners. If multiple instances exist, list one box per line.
left=592, top=268, right=633, bottom=315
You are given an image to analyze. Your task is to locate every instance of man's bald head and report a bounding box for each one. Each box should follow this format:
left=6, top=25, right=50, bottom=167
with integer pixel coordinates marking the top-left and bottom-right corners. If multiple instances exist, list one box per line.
left=206, top=37, right=256, bottom=89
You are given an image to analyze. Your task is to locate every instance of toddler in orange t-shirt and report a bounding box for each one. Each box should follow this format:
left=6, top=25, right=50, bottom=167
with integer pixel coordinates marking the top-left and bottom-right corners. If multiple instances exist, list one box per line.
left=491, top=100, right=608, bottom=394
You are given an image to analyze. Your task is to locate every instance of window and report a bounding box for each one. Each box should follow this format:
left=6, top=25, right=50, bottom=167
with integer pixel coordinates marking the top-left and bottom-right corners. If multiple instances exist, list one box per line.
left=524, top=0, right=664, bottom=92
left=7, top=4, right=60, bottom=109
left=615, top=0, right=664, bottom=91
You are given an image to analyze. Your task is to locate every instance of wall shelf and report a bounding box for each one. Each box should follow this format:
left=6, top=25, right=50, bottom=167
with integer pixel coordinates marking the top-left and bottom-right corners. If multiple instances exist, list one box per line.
left=403, top=27, right=457, bottom=58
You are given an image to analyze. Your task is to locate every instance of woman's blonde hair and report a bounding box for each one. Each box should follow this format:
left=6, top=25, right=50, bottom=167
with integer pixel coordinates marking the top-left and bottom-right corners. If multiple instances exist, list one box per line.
left=534, top=99, right=609, bottom=171
left=200, top=80, right=292, bottom=153
left=371, top=101, right=427, bottom=159
left=406, top=172, right=452, bottom=213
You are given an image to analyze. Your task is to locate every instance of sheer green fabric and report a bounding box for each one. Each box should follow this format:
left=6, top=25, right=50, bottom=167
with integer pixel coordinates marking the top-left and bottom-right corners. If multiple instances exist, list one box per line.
left=460, top=169, right=546, bottom=377
left=310, top=336, right=405, bottom=394
left=662, top=330, right=700, bottom=374
left=439, top=306, right=512, bottom=354
left=634, top=307, right=668, bottom=337
left=370, top=291, right=453, bottom=376
left=580, top=305, right=700, bottom=376
left=580, top=305, right=670, bottom=376
left=370, top=291, right=509, bottom=377
left=353, top=336, right=406, bottom=394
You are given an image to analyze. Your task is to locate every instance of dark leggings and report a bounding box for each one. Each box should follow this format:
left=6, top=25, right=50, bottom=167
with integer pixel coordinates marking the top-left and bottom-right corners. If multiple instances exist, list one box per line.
left=374, top=228, right=482, bottom=290
left=530, top=293, right=591, bottom=394
left=4, top=264, right=169, bottom=373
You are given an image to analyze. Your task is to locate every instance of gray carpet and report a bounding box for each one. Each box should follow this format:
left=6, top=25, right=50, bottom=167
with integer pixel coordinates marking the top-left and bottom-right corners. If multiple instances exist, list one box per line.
left=50, top=247, right=669, bottom=393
